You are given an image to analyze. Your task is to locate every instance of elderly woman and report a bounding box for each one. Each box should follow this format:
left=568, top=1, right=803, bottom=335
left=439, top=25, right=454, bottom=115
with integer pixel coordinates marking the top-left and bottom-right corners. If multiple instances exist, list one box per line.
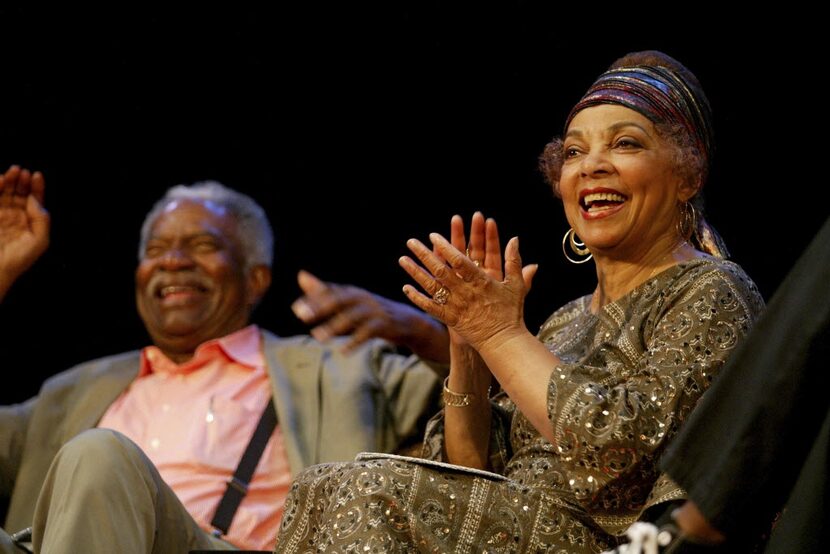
left=274, top=51, right=764, bottom=553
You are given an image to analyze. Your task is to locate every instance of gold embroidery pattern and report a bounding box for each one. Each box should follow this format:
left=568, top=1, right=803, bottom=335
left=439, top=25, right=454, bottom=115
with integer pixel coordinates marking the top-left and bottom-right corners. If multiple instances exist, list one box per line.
left=275, top=259, right=763, bottom=553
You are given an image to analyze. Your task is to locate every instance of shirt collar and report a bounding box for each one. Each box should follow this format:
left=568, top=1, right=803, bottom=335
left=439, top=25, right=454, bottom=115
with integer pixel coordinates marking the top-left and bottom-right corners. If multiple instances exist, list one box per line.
left=139, top=324, right=264, bottom=377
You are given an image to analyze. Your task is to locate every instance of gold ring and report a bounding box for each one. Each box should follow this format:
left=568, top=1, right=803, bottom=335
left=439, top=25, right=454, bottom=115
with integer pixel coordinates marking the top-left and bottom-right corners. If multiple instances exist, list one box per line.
left=433, top=286, right=450, bottom=305
left=466, top=247, right=482, bottom=267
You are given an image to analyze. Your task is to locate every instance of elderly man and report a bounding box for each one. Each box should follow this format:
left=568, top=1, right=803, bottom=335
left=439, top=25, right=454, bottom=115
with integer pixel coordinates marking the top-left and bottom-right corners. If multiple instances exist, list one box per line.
left=0, top=167, right=448, bottom=553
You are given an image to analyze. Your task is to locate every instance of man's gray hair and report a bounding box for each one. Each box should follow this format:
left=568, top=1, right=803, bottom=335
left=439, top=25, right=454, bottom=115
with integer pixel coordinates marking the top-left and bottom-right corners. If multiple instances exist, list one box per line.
left=138, top=181, right=274, bottom=268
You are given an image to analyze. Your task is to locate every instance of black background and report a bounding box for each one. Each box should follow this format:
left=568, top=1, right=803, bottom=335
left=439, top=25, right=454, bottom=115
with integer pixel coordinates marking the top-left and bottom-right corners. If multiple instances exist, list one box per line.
left=1, top=6, right=825, bottom=403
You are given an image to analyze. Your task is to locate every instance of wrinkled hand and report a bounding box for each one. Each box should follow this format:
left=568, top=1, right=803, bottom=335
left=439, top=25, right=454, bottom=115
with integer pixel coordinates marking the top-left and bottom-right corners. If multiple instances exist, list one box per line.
left=446, top=212, right=502, bottom=347
left=0, top=165, right=50, bottom=297
left=399, top=226, right=537, bottom=354
left=292, top=269, right=448, bottom=359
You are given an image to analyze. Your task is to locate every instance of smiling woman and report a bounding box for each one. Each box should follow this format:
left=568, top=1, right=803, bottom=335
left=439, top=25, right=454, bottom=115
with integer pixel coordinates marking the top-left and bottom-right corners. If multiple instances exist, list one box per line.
left=542, top=51, right=729, bottom=293
left=562, top=105, right=698, bottom=268
left=272, top=50, right=766, bottom=553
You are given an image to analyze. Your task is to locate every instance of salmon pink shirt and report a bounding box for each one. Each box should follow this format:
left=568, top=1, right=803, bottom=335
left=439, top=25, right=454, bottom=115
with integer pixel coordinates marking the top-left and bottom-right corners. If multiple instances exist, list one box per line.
left=98, top=325, right=290, bottom=551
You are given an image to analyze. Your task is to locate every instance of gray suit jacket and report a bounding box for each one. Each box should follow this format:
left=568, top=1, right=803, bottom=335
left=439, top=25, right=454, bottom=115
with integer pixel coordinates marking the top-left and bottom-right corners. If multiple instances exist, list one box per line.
left=0, top=329, right=441, bottom=531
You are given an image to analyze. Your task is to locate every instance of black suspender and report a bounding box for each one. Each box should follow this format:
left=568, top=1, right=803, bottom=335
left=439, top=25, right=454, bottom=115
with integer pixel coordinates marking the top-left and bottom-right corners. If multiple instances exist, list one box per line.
left=210, top=397, right=278, bottom=537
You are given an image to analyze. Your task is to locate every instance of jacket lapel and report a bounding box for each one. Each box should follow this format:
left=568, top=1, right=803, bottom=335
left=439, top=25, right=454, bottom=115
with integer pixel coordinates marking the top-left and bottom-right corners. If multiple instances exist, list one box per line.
left=261, top=331, right=323, bottom=476
left=59, top=353, right=141, bottom=444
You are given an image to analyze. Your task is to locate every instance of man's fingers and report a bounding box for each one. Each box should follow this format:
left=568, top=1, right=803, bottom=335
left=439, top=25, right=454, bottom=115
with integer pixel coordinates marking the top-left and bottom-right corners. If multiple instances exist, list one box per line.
left=30, top=171, right=45, bottom=205
left=16, top=169, right=31, bottom=196
left=26, top=195, right=51, bottom=238
left=293, top=270, right=331, bottom=322
left=297, top=270, right=327, bottom=295
left=341, top=319, right=384, bottom=354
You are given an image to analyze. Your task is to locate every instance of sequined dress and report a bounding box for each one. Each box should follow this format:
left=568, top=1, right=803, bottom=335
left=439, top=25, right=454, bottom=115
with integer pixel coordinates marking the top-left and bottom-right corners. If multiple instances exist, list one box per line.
left=275, top=258, right=763, bottom=553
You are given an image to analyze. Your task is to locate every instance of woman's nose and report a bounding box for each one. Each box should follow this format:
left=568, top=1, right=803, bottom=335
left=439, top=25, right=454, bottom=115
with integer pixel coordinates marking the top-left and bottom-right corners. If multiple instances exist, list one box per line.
left=580, top=148, right=613, bottom=178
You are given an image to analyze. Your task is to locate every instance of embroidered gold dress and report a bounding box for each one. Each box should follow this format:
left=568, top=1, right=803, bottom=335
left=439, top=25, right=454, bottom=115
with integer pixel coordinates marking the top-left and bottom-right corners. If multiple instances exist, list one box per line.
left=275, top=258, right=764, bottom=553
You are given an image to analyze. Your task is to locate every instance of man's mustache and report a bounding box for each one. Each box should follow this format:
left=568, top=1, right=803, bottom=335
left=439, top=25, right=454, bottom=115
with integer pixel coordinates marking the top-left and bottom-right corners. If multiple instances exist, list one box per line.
left=145, top=271, right=212, bottom=297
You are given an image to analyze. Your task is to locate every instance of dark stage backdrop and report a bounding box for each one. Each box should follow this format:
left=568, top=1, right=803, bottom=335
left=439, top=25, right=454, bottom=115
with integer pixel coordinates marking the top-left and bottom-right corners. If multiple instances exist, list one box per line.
left=1, top=6, right=824, bottom=403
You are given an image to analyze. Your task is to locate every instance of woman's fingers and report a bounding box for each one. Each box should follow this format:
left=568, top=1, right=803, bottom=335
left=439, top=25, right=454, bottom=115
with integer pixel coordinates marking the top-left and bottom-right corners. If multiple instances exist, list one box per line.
left=399, top=249, right=447, bottom=295
left=484, top=217, right=502, bottom=272
left=400, top=237, right=465, bottom=324
left=406, top=235, right=463, bottom=286
left=430, top=233, right=488, bottom=284
left=466, top=211, right=486, bottom=266
left=450, top=214, right=466, bottom=253
left=401, top=282, right=445, bottom=318
left=398, top=260, right=450, bottom=321
left=521, top=263, right=538, bottom=292
left=503, top=236, right=524, bottom=284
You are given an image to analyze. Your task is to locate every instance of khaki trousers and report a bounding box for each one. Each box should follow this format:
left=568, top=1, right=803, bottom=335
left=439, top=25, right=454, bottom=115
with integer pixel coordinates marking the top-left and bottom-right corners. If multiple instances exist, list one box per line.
left=5, top=429, right=236, bottom=553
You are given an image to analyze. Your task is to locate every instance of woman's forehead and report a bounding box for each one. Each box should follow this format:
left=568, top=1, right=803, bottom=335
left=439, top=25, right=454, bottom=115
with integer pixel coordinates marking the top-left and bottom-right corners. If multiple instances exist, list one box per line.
left=567, top=104, right=654, bottom=133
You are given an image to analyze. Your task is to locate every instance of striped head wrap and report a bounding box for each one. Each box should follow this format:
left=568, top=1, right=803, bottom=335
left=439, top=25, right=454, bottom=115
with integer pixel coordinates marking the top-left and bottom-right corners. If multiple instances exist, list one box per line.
left=563, top=61, right=729, bottom=258
left=565, top=65, right=714, bottom=184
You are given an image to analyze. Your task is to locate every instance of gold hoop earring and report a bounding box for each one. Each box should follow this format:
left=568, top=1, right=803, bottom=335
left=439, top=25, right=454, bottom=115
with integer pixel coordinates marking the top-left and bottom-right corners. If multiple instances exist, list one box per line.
left=677, top=202, right=697, bottom=240
left=562, top=228, right=592, bottom=264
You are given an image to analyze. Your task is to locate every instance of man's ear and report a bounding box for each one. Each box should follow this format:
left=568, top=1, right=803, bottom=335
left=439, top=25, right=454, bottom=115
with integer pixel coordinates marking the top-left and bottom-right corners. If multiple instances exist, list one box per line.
left=247, top=265, right=272, bottom=307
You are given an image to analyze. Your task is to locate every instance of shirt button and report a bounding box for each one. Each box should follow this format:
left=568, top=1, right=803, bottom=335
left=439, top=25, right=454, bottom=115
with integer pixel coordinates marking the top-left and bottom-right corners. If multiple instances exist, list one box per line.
left=150, top=438, right=161, bottom=450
